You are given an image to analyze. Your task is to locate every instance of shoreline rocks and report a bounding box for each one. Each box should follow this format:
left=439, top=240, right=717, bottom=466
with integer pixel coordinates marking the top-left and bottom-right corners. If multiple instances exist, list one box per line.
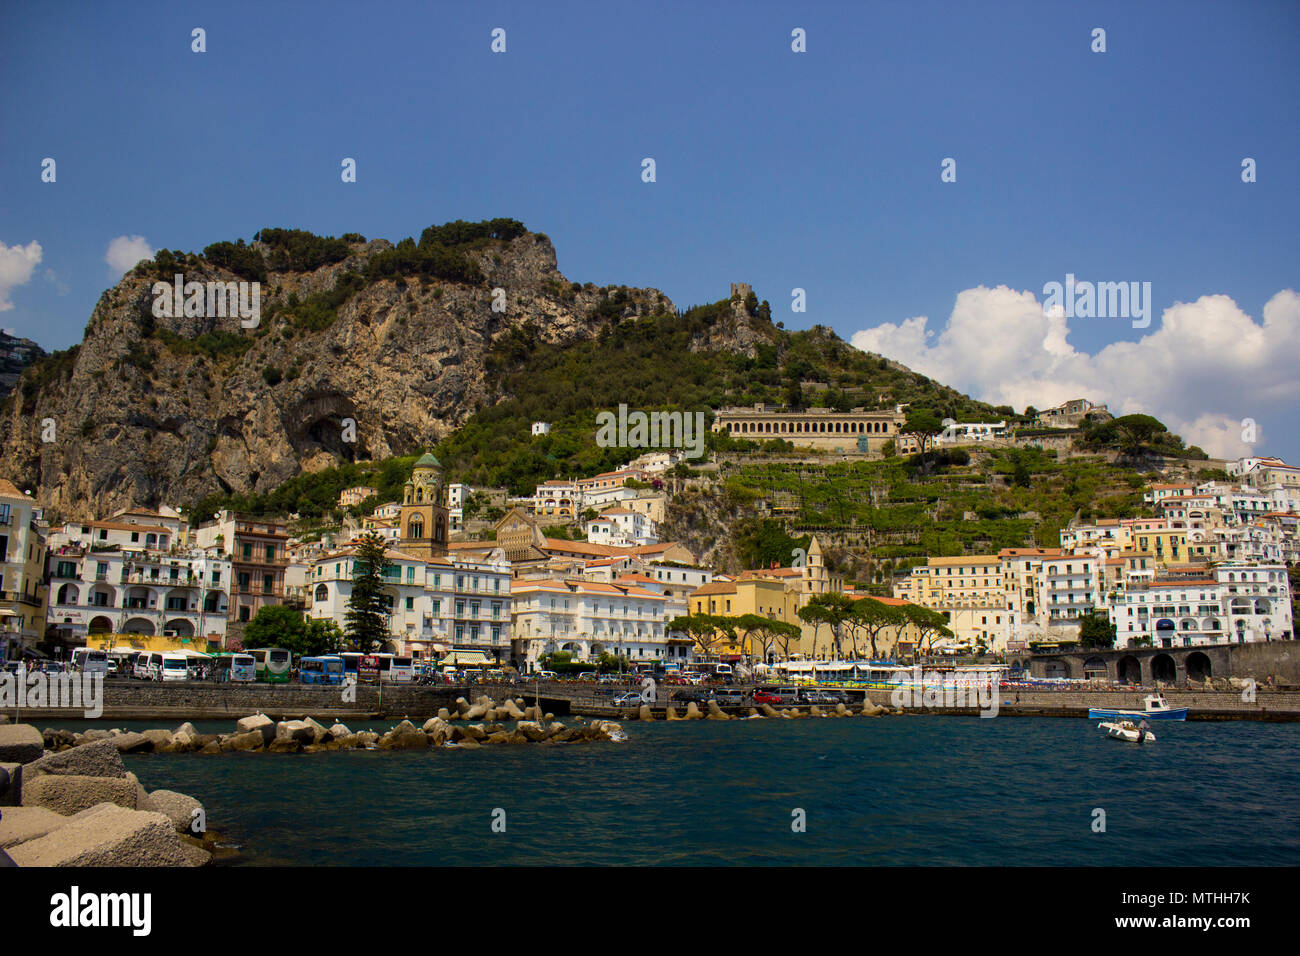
left=0, top=722, right=220, bottom=867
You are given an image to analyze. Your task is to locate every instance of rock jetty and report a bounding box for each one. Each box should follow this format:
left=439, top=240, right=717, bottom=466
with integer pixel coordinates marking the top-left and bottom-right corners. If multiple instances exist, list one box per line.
left=0, top=724, right=218, bottom=867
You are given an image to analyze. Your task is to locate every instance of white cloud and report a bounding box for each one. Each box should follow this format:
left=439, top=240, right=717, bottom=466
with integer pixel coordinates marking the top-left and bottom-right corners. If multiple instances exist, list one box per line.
left=105, top=235, right=154, bottom=278
left=0, top=240, right=43, bottom=312
left=851, top=286, right=1300, bottom=459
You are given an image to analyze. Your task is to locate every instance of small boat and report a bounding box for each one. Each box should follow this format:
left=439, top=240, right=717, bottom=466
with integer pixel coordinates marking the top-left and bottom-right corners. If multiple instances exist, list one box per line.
left=1099, top=720, right=1156, bottom=743
left=1088, top=694, right=1188, bottom=721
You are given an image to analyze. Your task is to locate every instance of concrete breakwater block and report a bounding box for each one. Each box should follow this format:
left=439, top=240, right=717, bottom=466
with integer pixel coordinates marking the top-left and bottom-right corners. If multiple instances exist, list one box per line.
left=377, top=720, right=427, bottom=750
left=421, top=717, right=451, bottom=745
left=25, top=739, right=127, bottom=780
left=144, top=790, right=204, bottom=834
left=237, top=714, right=276, bottom=745
left=274, top=720, right=316, bottom=745
left=706, top=701, right=731, bottom=720
left=684, top=702, right=702, bottom=719
left=219, top=730, right=264, bottom=752
left=8, top=803, right=204, bottom=867
left=0, top=805, right=67, bottom=848
left=0, top=724, right=44, bottom=764
left=22, top=774, right=140, bottom=816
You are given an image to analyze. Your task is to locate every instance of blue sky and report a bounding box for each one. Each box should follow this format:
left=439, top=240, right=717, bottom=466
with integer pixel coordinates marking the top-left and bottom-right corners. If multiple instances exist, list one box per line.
left=2, top=0, right=1297, bottom=458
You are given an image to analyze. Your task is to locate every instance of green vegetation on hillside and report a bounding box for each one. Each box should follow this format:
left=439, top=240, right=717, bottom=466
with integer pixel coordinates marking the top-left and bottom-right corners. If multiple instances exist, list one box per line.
left=191, top=454, right=422, bottom=522
left=720, top=446, right=1148, bottom=564
left=436, top=300, right=1001, bottom=494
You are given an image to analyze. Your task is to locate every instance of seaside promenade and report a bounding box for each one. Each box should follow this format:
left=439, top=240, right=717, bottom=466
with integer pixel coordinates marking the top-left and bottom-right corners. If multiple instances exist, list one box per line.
left=8, top=679, right=1299, bottom=722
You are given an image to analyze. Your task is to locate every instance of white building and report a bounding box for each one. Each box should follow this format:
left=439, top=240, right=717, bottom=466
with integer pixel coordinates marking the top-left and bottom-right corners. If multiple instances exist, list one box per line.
left=1215, top=563, right=1292, bottom=643
left=531, top=422, right=551, bottom=436
left=585, top=508, right=657, bottom=547
left=308, top=547, right=512, bottom=662
left=45, top=541, right=230, bottom=644
left=934, top=419, right=1007, bottom=445
left=510, top=578, right=673, bottom=671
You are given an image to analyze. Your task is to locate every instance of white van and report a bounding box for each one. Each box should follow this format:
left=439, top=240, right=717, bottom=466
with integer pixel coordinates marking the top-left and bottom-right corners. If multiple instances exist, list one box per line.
left=132, top=653, right=151, bottom=680
left=159, top=653, right=190, bottom=682
left=145, top=652, right=165, bottom=680
left=71, top=648, right=108, bottom=675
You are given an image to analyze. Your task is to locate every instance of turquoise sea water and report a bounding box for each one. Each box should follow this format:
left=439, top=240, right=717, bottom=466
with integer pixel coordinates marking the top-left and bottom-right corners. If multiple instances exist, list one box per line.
left=39, top=716, right=1300, bottom=866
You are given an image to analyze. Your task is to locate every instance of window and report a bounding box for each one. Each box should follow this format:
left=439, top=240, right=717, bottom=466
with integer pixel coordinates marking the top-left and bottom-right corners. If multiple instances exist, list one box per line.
left=266, top=545, right=275, bottom=562
left=242, top=543, right=253, bottom=559
left=405, top=597, right=414, bottom=611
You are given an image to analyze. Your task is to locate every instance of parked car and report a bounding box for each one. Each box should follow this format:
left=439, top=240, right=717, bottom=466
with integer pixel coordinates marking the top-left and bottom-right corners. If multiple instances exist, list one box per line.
left=535, top=670, right=558, bottom=681
left=612, top=692, right=644, bottom=707
left=672, top=687, right=714, bottom=703
left=713, top=689, right=747, bottom=706
left=577, top=672, right=598, bottom=682
left=800, top=689, right=845, bottom=705
left=753, top=691, right=783, bottom=705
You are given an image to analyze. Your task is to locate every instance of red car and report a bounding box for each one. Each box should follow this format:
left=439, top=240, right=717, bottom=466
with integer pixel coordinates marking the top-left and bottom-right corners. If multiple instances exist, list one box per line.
left=753, top=691, right=783, bottom=705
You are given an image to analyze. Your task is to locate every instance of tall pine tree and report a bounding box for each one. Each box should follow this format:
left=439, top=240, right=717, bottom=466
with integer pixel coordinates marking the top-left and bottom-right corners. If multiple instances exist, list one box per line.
left=345, top=532, right=391, bottom=652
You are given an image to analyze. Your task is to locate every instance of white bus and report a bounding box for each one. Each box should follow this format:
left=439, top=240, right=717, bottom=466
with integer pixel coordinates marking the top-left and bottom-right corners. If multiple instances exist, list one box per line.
left=340, top=652, right=414, bottom=683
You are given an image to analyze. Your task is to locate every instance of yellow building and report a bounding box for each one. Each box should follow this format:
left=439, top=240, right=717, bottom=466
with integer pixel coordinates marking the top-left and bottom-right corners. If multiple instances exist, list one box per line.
left=897, top=555, right=1007, bottom=649
left=1, top=479, right=49, bottom=658
left=85, top=632, right=220, bottom=655
left=688, top=578, right=801, bottom=658
left=1124, top=524, right=1188, bottom=567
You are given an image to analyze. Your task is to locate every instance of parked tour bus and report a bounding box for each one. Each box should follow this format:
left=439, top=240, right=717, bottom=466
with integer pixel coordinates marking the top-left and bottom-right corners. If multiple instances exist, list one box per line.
left=339, top=652, right=414, bottom=683
left=159, top=653, right=190, bottom=682
left=213, top=651, right=256, bottom=683
left=299, top=655, right=346, bottom=685
left=247, top=648, right=292, bottom=683
left=70, top=648, right=109, bottom=674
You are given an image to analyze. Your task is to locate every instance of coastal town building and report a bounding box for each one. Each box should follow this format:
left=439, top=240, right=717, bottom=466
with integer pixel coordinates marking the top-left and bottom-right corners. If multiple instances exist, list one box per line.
left=1034, top=398, right=1111, bottom=429
left=1107, top=563, right=1292, bottom=647
left=933, top=420, right=1007, bottom=445
left=192, top=511, right=289, bottom=627
left=308, top=545, right=512, bottom=662
left=0, top=480, right=49, bottom=658
left=585, top=508, right=658, bottom=547
left=338, top=486, right=377, bottom=509
left=511, top=577, right=677, bottom=670
left=44, top=537, right=230, bottom=645
left=711, top=403, right=905, bottom=453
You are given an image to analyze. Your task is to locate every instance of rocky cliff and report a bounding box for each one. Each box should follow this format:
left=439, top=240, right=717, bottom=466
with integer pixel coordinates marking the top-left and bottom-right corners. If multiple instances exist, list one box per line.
left=0, top=226, right=684, bottom=520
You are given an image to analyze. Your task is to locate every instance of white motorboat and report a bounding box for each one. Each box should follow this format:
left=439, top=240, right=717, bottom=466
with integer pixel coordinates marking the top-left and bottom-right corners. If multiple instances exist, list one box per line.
left=1098, top=719, right=1156, bottom=743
